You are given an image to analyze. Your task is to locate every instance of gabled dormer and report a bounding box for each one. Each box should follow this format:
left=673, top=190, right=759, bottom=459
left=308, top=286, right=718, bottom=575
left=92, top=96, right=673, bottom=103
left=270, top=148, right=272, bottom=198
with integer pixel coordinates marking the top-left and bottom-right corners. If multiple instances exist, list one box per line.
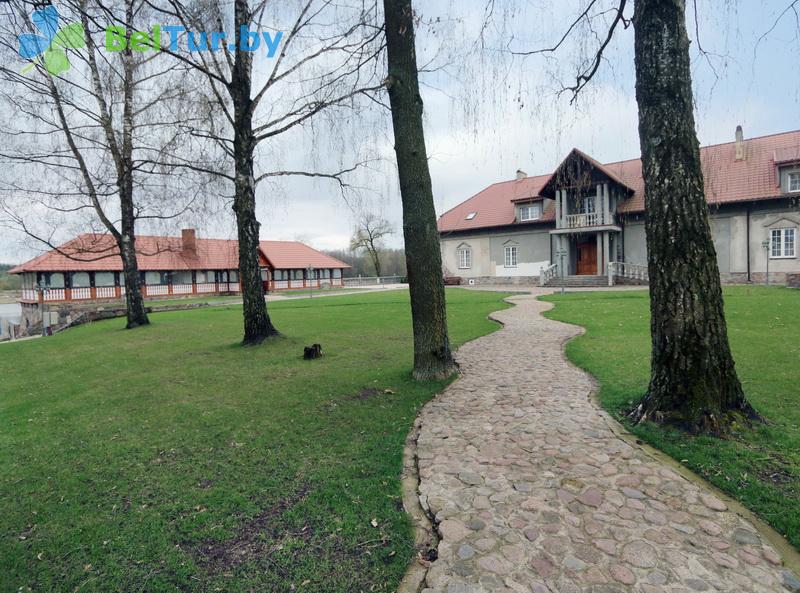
left=774, top=146, right=800, bottom=195
left=539, top=149, right=634, bottom=231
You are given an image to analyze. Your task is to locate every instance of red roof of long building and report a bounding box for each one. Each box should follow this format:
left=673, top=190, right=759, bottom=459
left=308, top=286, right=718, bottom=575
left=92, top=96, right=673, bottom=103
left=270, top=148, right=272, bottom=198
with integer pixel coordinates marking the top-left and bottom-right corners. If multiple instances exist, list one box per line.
left=9, top=233, right=350, bottom=273
left=438, top=129, right=800, bottom=233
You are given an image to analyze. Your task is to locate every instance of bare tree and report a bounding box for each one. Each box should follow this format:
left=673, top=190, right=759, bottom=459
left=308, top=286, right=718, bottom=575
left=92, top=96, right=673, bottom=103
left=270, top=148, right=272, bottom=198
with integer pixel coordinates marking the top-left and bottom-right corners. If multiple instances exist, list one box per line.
left=504, top=0, right=760, bottom=433
left=383, top=0, right=456, bottom=381
left=627, top=0, right=758, bottom=433
left=147, top=0, right=385, bottom=344
left=350, top=211, right=391, bottom=277
left=0, top=0, right=203, bottom=329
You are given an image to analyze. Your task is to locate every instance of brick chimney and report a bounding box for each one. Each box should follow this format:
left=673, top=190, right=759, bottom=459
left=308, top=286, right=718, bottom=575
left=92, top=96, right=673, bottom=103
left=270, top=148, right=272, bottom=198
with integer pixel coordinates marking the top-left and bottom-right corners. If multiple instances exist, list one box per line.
left=735, top=125, right=745, bottom=161
left=516, top=169, right=527, bottom=180
left=181, top=228, right=197, bottom=255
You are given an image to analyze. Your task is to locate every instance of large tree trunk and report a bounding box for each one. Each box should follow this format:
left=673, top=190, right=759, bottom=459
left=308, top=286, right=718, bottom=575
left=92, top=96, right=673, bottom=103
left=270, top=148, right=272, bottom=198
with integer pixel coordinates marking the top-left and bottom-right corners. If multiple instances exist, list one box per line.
left=383, top=0, right=457, bottom=381
left=629, top=0, right=758, bottom=433
left=231, top=0, right=279, bottom=345
left=118, top=4, right=148, bottom=329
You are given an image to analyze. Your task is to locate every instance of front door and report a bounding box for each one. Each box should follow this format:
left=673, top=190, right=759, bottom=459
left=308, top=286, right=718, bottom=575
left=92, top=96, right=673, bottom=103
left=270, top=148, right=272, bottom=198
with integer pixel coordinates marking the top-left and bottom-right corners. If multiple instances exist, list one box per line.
left=576, top=241, right=598, bottom=275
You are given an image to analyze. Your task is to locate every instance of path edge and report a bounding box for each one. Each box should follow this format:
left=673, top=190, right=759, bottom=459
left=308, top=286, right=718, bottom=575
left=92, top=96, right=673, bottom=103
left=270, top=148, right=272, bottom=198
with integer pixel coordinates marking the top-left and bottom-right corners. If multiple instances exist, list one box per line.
left=537, top=294, right=800, bottom=578
left=396, top=293, right=514, bottom=593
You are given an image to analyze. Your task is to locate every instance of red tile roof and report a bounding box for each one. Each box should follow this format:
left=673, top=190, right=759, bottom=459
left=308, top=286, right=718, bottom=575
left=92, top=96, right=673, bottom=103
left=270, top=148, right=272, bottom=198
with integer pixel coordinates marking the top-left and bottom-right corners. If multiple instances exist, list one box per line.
left=258, top=240, right=351, bottom=270
left=438, top=129, right=800, bottom=233
left=9, top=233, right=349, bottom=274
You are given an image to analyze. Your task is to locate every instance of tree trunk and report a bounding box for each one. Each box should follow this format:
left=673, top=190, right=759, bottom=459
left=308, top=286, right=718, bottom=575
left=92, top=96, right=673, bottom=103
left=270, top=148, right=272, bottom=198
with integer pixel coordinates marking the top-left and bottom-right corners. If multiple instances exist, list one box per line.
left=369, top=247, right=382, bottom=277
left=383, top=0, right=457, bottom=381
left=119, top=235, right=148, bottom=328
left=629, top=0, right=758, bottom=433
left=118, top=3, right=148, bottom=329
left=231, top=0, right=279, bottom=345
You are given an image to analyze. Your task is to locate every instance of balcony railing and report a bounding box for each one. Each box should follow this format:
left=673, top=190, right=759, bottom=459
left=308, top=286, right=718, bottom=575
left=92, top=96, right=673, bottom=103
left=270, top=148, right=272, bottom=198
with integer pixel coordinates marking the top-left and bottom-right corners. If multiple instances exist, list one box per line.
left=563, top=212, right=615, bottom=229
left=608, top=262, right=649, bottom=286
left=539, top=263, right=558, bottom=287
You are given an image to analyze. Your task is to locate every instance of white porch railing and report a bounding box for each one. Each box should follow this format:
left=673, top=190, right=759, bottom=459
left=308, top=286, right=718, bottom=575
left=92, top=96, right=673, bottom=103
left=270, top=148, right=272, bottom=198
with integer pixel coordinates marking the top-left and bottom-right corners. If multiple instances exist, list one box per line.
left=539, top=263, right=558, bottom=287
left=44, top=289, right=65, bottom=301
left=564, top=212, right=616, bottom=228
left=172, top=284, right=193, bottom=295
left=197, top=283, right=217, bottom=293
left=145, top=285, right=169, bottom=296
left=608, top=262, right=649, bottom=286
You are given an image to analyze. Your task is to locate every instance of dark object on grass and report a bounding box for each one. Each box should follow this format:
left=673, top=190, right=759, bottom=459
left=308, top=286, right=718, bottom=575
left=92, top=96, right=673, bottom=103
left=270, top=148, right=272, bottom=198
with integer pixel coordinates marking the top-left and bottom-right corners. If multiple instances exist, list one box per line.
left=444, top=276, right=462, bottom=286
left=303, top=344, right=322, bottom=360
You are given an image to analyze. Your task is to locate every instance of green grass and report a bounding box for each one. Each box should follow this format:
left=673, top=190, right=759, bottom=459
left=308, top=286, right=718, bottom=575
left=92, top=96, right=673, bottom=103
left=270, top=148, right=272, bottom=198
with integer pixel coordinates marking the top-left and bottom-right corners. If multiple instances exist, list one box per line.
left=542, top=286, right=800, bottom=550
left=0, top=288, right=512, bottom=593
left=143, top=295, right=244, bottom=308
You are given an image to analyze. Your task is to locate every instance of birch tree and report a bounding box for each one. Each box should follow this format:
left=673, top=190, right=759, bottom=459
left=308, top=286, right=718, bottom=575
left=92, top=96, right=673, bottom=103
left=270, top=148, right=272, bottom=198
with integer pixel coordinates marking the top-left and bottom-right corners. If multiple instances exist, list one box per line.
left=0, top=0, right=202, bottom=329
left=148, top=0, right=384, bottom=344
left=627, top=0, right=759, bottom=432
left=502, top=0, right=763, bottom=433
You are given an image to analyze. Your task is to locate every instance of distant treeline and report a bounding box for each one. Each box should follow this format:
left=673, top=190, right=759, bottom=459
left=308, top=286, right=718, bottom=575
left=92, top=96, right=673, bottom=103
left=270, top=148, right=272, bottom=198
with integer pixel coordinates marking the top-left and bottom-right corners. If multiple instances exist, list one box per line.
left=0, top=264, right=21, bottom=290
left=323, top=249, right=406, bottom=278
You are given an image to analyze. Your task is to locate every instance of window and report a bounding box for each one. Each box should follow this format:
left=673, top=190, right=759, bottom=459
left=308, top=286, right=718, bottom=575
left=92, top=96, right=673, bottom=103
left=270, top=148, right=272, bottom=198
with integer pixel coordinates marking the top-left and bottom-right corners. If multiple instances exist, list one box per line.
left=173, top=271, right=192, bottom=284
left=579, top=196, right=596, bottom=214
left=71, top=272, right=91, bottom=288
left=519, top=203, right=542, bottom=221
left=95, top=272, right=115, bottom=287
left=458, top=247, right=472, bottom=269
left=44, top=272, right=65, bottom=288
left=465, top=212, right=477, bottom=220
left=771, top=228, right=796, bottom=258
left=144, top=271, right=162, bottom=285
left=504, top=246, right=518, bottom=267
left=789, top=172, right=800, bottom=193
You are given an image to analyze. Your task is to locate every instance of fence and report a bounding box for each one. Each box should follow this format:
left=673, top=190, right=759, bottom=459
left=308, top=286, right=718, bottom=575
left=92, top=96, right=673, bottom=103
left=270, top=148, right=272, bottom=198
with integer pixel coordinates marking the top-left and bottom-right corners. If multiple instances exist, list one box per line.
left=342, top=276, right=405, bottom=288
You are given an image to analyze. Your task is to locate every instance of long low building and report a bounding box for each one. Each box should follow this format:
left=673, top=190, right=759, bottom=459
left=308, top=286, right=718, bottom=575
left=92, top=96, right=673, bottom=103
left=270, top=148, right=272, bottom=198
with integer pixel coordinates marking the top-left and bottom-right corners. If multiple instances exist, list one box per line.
left=10, top=229, right=350, bottom=303
left=437, top=127, right=800, bottom=286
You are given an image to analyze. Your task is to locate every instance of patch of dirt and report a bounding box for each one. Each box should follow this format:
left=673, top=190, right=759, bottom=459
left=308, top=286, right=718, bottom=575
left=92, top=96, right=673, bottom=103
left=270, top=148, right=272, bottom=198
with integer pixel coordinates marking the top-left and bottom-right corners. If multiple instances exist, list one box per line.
left=350, top=387, right=382, bottom=400
left=348, top=387, right=396, bottom=401
left=188, top=486, right=311, bottom=574
left=753, top=462, right=795, bottom=487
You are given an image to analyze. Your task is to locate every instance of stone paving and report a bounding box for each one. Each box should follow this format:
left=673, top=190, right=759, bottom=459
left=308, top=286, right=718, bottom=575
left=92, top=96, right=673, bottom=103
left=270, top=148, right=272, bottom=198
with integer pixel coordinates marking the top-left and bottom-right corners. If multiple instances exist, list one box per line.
left=415, top=295, right=798, bottom=593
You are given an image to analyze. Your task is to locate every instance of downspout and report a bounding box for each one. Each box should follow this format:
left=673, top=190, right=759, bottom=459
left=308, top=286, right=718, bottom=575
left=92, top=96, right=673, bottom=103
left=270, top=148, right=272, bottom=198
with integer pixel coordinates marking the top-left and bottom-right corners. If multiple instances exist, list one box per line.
left=746, top=203, right=751, bottom=283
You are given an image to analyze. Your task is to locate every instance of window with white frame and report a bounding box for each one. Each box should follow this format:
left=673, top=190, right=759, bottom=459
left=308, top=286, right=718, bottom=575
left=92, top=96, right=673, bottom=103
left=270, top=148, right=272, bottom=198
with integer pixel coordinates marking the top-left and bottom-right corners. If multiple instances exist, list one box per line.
left=771, top=228, right=796, bottom=258
left=504, top=245, right=518, bottom=267
left=519, top=202, right=542, bottom=221
left=465, top=212, right=477, bottom=220
left=579, top=196, right=596, bottom=214
left=789, top=172, right=800, bottom=193
left=458, top=246, right=472, bottom=269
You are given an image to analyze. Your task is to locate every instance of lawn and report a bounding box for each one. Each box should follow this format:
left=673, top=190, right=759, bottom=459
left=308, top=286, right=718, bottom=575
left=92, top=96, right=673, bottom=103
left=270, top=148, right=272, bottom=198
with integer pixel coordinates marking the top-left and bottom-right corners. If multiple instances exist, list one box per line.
left=0, top=288, right=512, bottom=593
left=542, top=286, right=800, bottom=551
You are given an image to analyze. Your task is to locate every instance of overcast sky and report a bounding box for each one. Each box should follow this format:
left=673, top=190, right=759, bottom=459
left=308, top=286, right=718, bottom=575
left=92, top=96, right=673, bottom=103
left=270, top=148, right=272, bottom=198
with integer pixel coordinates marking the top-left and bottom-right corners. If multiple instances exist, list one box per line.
left=1, top=0, right=798, bottom=263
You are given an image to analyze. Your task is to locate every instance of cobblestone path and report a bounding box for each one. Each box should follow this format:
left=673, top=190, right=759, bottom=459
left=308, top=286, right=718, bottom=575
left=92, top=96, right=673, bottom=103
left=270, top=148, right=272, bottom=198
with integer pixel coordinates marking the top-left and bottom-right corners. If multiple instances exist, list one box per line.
left=415, top=295, right=798, bottom=593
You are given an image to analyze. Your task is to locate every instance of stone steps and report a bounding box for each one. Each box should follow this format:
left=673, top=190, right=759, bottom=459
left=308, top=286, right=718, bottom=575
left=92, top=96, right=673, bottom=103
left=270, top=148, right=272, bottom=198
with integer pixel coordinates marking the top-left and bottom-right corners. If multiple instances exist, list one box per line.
left=545, top=275, right=609, bottom=287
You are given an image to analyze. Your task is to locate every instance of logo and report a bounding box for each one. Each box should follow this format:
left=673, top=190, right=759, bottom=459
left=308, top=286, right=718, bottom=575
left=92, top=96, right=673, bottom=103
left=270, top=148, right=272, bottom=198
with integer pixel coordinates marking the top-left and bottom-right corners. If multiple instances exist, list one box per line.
left=17, top=5, right=85, bottom=75
left=104, top=26, right=283, bottom=56
left=15, top=4, right=282, bottom=76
